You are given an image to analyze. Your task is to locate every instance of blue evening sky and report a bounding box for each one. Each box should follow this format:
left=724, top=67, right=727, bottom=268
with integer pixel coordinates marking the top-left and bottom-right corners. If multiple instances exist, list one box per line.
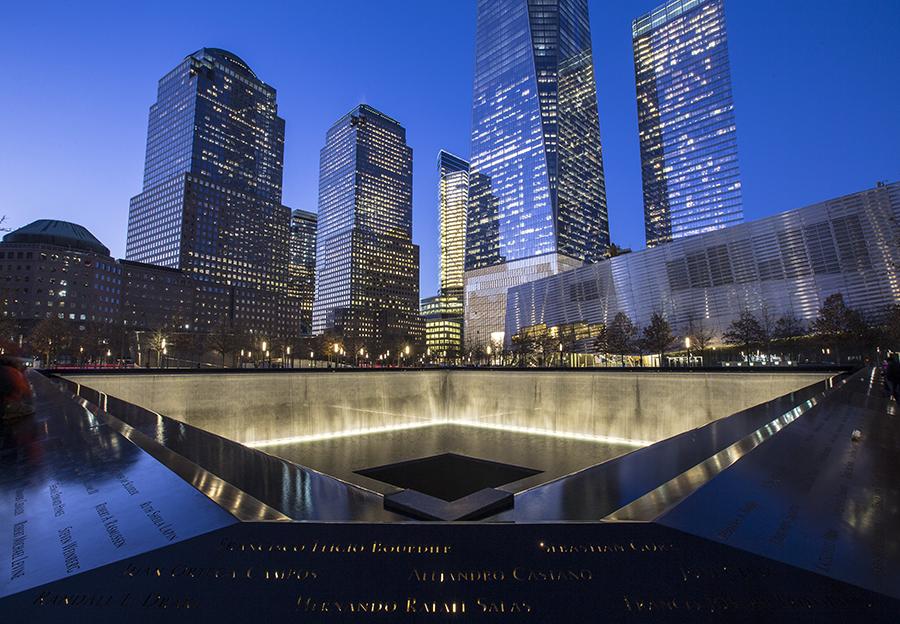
left=1, top=1, right=898, bottom=298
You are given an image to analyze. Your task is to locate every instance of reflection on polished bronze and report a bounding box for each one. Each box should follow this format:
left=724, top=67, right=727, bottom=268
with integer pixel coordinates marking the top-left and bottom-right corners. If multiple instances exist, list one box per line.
left=3, top=366, right=898, bottom=617
left=1, top=372, right=236, bottom=598
left=53, top=376, right=403, bottom=523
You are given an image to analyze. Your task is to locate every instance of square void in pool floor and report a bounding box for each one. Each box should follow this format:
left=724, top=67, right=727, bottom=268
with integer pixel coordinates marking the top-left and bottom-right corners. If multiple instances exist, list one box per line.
left=355, top=453, right=541, bottom=501
left=260, top=424, right=637, bottom=495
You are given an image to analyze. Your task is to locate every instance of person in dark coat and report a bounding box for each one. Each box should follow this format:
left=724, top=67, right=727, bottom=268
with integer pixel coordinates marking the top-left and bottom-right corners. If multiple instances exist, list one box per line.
left=886, top=355, right=900, bottom=402
left=0, top=357, right=33, bottom=421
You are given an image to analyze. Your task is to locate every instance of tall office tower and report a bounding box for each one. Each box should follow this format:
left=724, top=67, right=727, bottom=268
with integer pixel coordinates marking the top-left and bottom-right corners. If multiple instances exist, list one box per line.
left=312, top=105, right=422, bottom=347
left=465, top=0, right=609, bottom=348
left=438, top=151, right=470, bottom=298
left=126, top=48, right=294, bottom=335
left=633, top=0, right=743, bottom=247
left=422, top=151, right=469, bottom=362
left=289, top=209, right=318, bottom=335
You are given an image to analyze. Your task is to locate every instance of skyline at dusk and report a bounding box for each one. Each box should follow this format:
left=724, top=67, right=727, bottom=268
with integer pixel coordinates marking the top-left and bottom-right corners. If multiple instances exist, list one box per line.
left=4, top=4, right=900, bottom=615
left=2, top=0, right=899, bottom=298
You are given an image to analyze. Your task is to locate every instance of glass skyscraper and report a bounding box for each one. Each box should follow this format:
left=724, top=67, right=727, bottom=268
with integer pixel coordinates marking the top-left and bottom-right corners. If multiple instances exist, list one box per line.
left=438, top=151, right=470, bottom=298
left=465, top=0, right=609, bottom=347
left=421, top=151, right=469, bottom=362
left=633, top=0, right=743, bottom=247
left=126, top=48, right=294, bottom=334
left=312, top=105, right=422, bottom=346
left=289, top=209, right=317, bottom=335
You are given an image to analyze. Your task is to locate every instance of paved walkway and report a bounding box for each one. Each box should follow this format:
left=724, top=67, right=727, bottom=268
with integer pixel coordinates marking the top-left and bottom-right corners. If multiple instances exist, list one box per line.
left=659, top=368, right=900, bottom=599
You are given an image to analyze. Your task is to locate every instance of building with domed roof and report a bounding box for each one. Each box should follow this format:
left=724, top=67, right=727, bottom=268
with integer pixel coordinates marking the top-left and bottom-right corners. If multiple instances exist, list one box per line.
left=1, top=220, right=123, bottom=331
left=0, top=219, right=216, bottom=348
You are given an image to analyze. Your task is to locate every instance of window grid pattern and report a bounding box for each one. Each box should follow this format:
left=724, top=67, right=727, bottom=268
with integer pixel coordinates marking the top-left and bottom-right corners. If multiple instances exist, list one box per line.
left=633, top=0, right=743, bottom=247
left=506, top=184, right=900, bottom=344
left=467, top=0, right=609, bottom=271
left=312, top=105, right=421, bottom=343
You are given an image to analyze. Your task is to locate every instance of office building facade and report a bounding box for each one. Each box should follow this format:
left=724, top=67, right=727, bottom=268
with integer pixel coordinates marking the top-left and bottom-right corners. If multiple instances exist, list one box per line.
left=289, top=209, right=318, bottom=335
left=506, top=183, right=900, bottom=346
left=126, top=48, right=296, bottom=335
left=1, top=221, right=123, bottom=330
left=312, top=105, right=422, bottom=347
left=633, top=0, right=743, bottom=247
left=421, top=152, right=469, bottom=362
left=465, top=0, right=609, bottom=347
left=421, top=294, right=465, bottom=362
left=1, top=221, right=207, bottom=335
left=438, top=151, right=469, bottom=299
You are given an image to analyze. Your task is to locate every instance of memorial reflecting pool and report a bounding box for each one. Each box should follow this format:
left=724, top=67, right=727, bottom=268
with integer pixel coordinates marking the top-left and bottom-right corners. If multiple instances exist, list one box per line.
left=4, top=367, right=899, bottom=620
left=260, top=423, right=636, bottom=496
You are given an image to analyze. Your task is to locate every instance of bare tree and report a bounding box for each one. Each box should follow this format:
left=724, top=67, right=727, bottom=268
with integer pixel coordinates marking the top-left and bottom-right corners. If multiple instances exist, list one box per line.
left=757, top=306, right=777, bottom=360
left=597, top=312, right=637, bottom=366
left=147, top=328, right=170, bottom=368
left=535, top=329, right=560, bottom=367
left=642, top=313, right=675, bottom=366
left=208, top=324, right=238, bottom=367
left=510, top=332, right=537, bottom=368
left=774, top=314, right=805, bottom=340
left=723, top=310, right=764, bottom=359
left=28, top=318, right=71, bottom=365
left=687, top=316, right=716, bottom=363
left=811, top=294, right=871, bottom=362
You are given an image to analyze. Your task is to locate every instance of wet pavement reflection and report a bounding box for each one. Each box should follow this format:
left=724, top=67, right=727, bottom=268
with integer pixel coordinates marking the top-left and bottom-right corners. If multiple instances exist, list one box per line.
left=657, top=368, right=900, bottom=599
